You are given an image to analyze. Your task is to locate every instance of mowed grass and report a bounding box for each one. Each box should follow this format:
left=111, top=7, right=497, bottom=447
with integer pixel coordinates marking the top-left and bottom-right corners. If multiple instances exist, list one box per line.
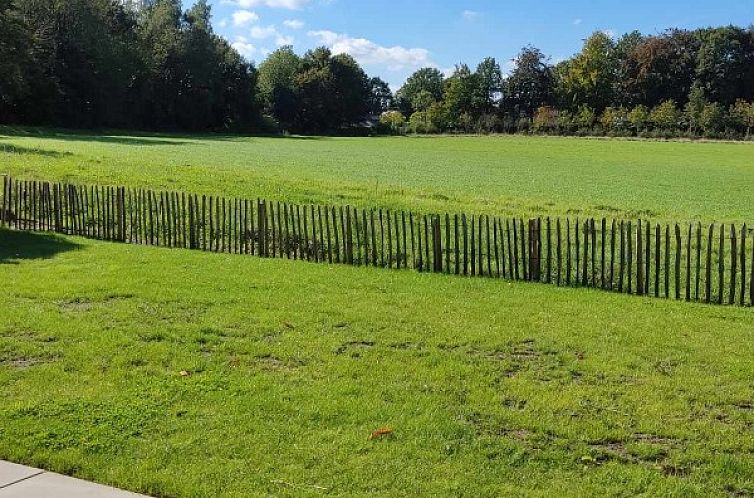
left=1, top=127, right=754, bottom=223
left=1, top=229, right=754, bottom=497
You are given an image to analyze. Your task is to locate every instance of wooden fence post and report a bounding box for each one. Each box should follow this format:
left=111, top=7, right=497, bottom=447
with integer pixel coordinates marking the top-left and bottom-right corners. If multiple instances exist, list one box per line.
left=528, top=218, right=541, bottom=282
left=432, top=215, right=442, bottom=273
left=258, top=200, right=267, bottom=256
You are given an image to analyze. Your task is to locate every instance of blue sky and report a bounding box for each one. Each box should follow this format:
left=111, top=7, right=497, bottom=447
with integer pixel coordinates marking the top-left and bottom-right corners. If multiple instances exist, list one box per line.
left=206, top=0, right=754, bottom=90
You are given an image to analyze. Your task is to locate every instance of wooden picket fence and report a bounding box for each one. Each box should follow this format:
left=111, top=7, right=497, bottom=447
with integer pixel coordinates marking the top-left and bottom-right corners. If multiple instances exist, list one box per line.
left=2, top=176, right=753, bottom=307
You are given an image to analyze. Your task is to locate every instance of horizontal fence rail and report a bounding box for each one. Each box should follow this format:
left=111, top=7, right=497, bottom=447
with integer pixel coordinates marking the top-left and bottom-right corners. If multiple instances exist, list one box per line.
left=2, top=176, right=753, bottom=307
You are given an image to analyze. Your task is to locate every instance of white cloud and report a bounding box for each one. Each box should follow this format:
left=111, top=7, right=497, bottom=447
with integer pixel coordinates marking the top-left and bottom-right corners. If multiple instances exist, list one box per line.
left=250, top=25, right=277, bottom=38
left=223, top=0, right=310, bottom=9
left=232, top=36, right=257, bottom=58
left=307, top=30, right=433, bottom=71
left=462, top=10, right=479, bottom=20
left=232, top=36, right=272, bottom=59
left=283, top=19, right=304, bottom=29
left=573, top=18, right=583, bottom=25
left=232, top=10, right=259, bottom=26
left=247, top=24, right=293, bottom=46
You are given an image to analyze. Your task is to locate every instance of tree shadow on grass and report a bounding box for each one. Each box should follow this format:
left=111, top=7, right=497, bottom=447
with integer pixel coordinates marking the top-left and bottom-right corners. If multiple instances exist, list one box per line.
left=0, top=143, right=73, bottom=158
left=0, top=229, right=81, bottom=265
left=44, top=133, right=191, bottom=147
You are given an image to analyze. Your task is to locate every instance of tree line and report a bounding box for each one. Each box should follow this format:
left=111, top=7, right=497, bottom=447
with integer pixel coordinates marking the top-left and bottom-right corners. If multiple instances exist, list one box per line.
left=1, top=0, right=258, bottom=131
left=2, top=0, right=754, bottom=138
left=386, top=28, right=754, bottom=139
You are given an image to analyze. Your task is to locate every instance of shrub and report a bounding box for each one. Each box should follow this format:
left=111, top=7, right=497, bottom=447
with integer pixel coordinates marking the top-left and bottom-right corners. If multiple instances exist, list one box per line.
left=730, top=100, right=754, bottom=138
left=700, top=103, right=724, bottom=137
left=651, top=100, right=682, bottom=132
left=600, top=107, right=629, bottom=134
left=533, top=106, right=559, bottom=133
left=379, top=111, right=407, bottom=135
left=628, top=105, right=650, bottom=134
left=574, top=106, right=596, bottom=132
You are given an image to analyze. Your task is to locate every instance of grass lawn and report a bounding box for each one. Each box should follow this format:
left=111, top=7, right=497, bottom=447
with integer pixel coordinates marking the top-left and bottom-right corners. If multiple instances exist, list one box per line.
left=1, top=128, right=754, bottom=223
left=1, top=229, right=753, bottom=497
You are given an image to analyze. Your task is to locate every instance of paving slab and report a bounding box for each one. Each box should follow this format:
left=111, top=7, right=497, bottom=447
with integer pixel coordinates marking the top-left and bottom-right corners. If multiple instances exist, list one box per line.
left=0, top=461, right=43, bottom=488
left=0, top=462, right=150, bottom=497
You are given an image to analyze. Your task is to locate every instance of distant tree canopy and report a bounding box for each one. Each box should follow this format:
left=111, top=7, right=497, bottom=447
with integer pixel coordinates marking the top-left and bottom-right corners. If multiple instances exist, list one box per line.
left=392, top=26, right=754, bottom=138
left=1, top=2, right=753, bottom=138
left=1, top=0, right=260, bottom=131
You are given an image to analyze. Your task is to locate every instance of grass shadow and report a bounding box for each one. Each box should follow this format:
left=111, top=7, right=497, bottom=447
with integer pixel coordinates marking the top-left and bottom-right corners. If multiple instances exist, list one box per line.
left=0, top=229, right=81, bottom=264
left=45, top=133, right=191, bottom=147
left=0, top=143, right=73, bottom=158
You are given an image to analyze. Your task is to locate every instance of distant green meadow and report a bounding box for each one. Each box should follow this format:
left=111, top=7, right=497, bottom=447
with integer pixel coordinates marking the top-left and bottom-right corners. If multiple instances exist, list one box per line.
left=2, top=128, right=754, bottom=223
left=1, top=129, right=754, bottom=497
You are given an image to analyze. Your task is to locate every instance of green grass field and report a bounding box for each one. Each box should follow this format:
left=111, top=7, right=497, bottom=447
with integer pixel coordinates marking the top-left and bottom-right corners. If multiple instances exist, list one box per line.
left=1, top=128, right=754, bottom=497
left=2, top=128, right=754, bottom=223
left=1, top=230, right=753, bottom=497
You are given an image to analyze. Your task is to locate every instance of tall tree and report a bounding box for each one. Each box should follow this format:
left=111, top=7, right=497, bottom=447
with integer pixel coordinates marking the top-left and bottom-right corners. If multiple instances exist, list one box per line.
left=696, top=26, right=754, bottom=106
left=368, top=77, right=393, bottom=115
left=443, top=64, right=479, bottom=127
left=258, top=46, right=301, bottom=129
left=624, top=30, right=700, bottom=108
left=0, top=0, right=35, bottom=121
left=554, top=32, right=616, bottom=112
left=395, top=67, right=444, bottom=115
left=292, top=47, right=369, bottom=133
left=505, top=46, right=553, bottom=120
left=475, top=57, right=503, bottom=114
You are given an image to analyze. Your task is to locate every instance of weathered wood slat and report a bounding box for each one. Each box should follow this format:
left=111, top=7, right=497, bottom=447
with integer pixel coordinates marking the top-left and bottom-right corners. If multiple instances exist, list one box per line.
left=730, top=225, right=737, bottom=305
left=513, top=218, right=520, bottom=281
left=556, top=218, right=562, bottom=286
left=637, top=220, right=644, bottom=295
left=674, top=224, right=681, bottom=300
left=546, top=217, right=552, bottom=283
left=718, top=224, right=725, bottom=305
left=740, top=224, right=747, bottom=307
left=695, top=223, right=701, bottom=301
left=566, top=218, right=571, bottom=285
left=706, top=224, right=714, bottom=303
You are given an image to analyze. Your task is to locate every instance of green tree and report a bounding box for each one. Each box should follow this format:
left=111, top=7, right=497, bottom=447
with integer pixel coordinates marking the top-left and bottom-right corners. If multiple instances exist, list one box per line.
left=442, top=64, right=479, bottom=128
left=533, top=106, right=558, bottom=133
left=600, top=107, right=629, bottom=133
left=0, top=0, right=35, bottom=121
left=730, top=100, right=754, bottom=137
left=696, top=26, right=754, bottom=107
left=628, top=105, right=650, bottom=133
left=613, top=31, right=645, bottom=106
left=684, top=84, right=706, bottom=134
left=411, top=90, right=436, bottom=113
left=292, top=47, right=370, bottom=133
left=623, top=30, right=701, bottom=109
left=396, top=67, right=444, bottom=115
left=555, top=32, right=616, bottom=112
left=368, top=77, right=393, bottom=115
left=474, top=57, right=503, bottom=114
left=505, top=46, right=553, bottom=121
left=258, top=46, right=301, bottom=130
left=379, top=110, right=406, bottom=134
left=650, top=100, right=681, bottom=131
left=574, top=105, right=597, bottom=131
left=699, top=102, right=725, bottom=136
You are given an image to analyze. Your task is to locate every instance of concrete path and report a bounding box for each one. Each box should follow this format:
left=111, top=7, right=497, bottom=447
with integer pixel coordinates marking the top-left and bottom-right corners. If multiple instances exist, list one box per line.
left=0, top=461, right=150, bottom=497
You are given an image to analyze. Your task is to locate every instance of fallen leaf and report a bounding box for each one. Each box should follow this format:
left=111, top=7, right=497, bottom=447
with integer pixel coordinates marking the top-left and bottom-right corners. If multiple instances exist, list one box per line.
left=369, top=427, right=394, bottom=440
left=179, top=370, right=190, bottom=377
